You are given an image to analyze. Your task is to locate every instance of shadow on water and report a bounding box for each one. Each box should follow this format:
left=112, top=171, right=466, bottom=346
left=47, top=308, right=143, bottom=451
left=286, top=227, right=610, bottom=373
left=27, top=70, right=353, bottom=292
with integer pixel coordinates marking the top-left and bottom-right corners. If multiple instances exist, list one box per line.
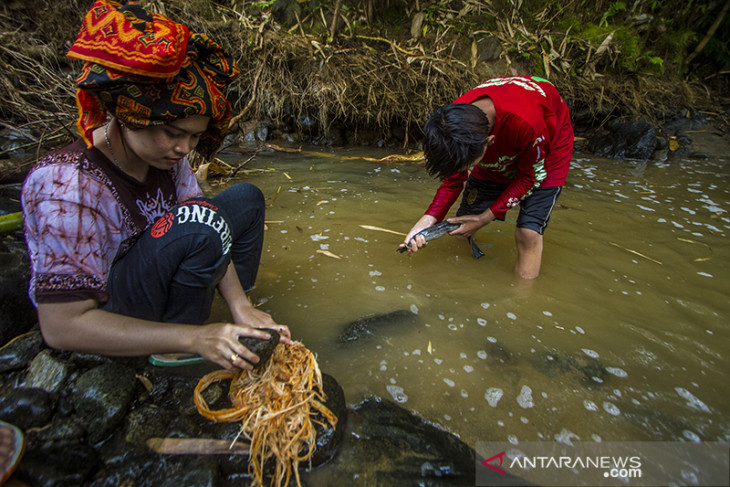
left=211, top=147, right=730, bottom=452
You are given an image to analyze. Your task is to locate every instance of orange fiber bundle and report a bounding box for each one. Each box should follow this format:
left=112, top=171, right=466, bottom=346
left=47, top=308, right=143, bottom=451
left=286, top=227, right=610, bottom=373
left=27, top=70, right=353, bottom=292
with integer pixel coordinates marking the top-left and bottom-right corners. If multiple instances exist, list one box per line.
left=194, top=342, right=338, bottom=487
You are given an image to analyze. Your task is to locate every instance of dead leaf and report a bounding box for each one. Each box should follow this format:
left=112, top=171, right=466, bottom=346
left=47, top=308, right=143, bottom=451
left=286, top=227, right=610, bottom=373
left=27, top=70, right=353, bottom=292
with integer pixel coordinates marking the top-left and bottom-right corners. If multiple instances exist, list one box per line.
left=359, top=224, right=407, bottom=236
left=316, top=249, right=341, bottom=259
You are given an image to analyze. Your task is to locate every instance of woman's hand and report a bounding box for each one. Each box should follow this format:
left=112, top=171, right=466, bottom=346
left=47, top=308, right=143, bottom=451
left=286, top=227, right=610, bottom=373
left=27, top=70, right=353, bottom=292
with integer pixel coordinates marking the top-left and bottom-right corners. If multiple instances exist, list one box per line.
left=218, top=261, right=293, bottom=348
left=232, top=305, right=293, bottom=346
left=400, top=214, right=437, bottom=255
left=192, top=322, right=273, bottom=370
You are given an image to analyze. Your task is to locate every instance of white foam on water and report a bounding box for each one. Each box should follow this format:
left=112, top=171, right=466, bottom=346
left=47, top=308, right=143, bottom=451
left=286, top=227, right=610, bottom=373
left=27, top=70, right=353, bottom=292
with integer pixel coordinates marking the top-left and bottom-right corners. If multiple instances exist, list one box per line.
left=410, top=304, right=419, bottom=314
left=602, top=402, right=621, bottom=416
left=517, top=385, right=534, bottom=408
left=606, top=367, right=628, bottom=378
left=375, top=286, right=385, bottom=292
left=485, top=388, right=504, bottom=408
left=487, top=336, right=497, bottom=343
left=508, top=435, right=519, bottom=445
left=443, top=378, right=455, bottom=388
left=682, top=430, right=702, bottom=443
left=584, top=400, right=598, bottom=412
left=675, top=387, right=712, bottom=413
left=554, top=428, right=580, bottom=446
left=507, top=312, right=517, bottom=320
left=481, top=302, right=491, bottom=309
left=386, top=385, right=408, bottom=403
left=463, top=365, right=474, bottom=373
left=477, top=318, right=487, bottom=327
left=477, top=351, right=487, bottom=360
left=369, top=270, right=382, bottom=276
left=582, top=348, right=600, bottom=358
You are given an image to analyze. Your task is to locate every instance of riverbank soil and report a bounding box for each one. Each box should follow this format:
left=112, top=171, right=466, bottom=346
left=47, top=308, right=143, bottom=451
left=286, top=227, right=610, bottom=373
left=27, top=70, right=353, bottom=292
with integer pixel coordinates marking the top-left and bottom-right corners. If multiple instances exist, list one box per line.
left=1, top=0, right=728, bottom=172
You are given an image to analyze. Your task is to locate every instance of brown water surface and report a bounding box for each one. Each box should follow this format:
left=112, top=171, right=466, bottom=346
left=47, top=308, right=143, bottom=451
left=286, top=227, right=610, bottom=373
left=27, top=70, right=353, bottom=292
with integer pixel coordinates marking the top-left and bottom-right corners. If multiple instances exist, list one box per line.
left=213, top=147, right=730, bottom=447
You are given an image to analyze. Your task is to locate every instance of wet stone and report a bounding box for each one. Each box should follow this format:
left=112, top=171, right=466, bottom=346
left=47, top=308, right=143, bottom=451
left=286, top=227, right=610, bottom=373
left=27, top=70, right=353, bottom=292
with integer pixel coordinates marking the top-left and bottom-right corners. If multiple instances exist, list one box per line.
left=239, top=327, right=280, bottom=368
left=26, top=415, right=86, bottom=450
left=0, top=250, right=36, bottom=346
left=25, top=349, right=74, bottom=394
left=18, top=444, right=98, bottom=487
left=0, top=330, right=44, bottom=373
left=124, top=404, right=179, bottom=445
left=142, top=456, right=219, bottom=487
left=71, top=363, right=137, bottom=444
left=0, top=387, right=54, bottom=430
left=589, top=121, right=658, bottom=161
left=301, top=397, right=478, bottom=486
left=309, top=373, right=348, bottom=468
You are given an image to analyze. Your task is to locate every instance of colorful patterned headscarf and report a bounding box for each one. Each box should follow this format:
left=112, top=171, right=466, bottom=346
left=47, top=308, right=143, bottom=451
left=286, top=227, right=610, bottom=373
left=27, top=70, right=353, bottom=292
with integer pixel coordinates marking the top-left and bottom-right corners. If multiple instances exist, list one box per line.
left=67, top=0, right=240, bottom=158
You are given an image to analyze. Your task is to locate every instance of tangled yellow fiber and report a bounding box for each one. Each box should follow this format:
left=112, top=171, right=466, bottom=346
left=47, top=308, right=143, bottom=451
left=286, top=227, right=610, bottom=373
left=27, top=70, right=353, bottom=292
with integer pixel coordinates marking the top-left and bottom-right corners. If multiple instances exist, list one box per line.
left=194, top=342, right=337, bottom=487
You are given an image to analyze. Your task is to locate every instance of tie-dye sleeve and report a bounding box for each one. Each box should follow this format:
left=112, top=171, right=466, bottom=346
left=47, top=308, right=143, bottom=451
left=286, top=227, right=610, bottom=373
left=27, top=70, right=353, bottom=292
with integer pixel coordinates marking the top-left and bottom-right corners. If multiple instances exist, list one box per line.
left=22, top=158, right=123, bottom=305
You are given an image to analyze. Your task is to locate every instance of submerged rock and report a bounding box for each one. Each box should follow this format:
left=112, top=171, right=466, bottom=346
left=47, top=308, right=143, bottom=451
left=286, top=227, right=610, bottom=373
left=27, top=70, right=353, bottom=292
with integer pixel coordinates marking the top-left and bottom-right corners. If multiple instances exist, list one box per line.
left=338, top=309, right=418, bottom=343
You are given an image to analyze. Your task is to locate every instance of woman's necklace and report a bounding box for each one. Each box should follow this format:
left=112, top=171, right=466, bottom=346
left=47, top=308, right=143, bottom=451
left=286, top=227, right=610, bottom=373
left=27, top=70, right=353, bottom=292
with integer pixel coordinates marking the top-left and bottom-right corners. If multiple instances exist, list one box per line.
left=104, top=122, right=122, bottom=169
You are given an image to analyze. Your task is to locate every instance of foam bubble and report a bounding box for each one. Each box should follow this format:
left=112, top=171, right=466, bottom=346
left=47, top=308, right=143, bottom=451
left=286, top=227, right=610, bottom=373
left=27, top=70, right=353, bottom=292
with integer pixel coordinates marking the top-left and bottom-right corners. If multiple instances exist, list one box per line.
left=675, top=387, right=711, bottom=413
left=582, top=348, right=600, bottom=358
left=602, top=402, right=621, bottom=416
left=606, top=367, right=628, bottom=378
left=584, top=400, right=599, bottom=412
left=517, top=385, right=534, bottom=408
left=386, top=385, right=408, bottom=403
left=485, top=387, right=504, bottom=407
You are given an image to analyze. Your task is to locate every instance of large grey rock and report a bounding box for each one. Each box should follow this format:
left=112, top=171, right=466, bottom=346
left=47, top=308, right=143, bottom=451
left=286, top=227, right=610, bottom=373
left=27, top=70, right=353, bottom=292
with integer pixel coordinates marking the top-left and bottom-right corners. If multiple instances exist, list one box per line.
left=589, top=121, right=658, bottom=161
left=71, top=363, right=137, bottom=444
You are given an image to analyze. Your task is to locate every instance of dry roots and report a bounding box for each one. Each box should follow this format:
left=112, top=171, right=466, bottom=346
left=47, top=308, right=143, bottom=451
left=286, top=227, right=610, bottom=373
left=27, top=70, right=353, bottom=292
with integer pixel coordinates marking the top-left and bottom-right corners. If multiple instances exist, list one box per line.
left=194, top=342, right=337, bottom=487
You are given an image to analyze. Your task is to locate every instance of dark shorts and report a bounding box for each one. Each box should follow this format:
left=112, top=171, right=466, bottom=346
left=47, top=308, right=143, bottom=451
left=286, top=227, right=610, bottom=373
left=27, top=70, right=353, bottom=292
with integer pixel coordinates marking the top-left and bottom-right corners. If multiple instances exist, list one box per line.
left=103, top=183, right=265, bottom=325
left=456, top=177, right=562, bottom=235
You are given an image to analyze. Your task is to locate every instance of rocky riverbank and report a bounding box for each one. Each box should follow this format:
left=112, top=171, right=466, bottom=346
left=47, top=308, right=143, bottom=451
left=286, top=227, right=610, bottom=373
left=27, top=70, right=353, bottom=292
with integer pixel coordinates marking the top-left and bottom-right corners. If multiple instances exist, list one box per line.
left=0, top=327, right=520, bottom=486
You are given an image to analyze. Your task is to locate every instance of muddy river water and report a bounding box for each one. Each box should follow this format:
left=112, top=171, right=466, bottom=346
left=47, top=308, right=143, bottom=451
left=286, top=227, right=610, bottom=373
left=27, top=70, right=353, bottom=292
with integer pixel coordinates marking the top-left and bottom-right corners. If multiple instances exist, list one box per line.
left=210, top=146, right=729, bottom=450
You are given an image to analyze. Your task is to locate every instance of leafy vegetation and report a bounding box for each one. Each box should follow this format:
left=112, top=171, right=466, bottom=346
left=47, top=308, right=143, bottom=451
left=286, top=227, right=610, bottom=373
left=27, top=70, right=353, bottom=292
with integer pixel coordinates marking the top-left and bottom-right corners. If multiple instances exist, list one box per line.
left=0, top=0, right=727, bottom=161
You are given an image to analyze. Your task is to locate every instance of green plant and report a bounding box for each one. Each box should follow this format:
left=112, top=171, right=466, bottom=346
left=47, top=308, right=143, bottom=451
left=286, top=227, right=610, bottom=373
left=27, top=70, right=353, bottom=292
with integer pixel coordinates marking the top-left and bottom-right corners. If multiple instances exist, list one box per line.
left=599, top=1, right=626, bottom=27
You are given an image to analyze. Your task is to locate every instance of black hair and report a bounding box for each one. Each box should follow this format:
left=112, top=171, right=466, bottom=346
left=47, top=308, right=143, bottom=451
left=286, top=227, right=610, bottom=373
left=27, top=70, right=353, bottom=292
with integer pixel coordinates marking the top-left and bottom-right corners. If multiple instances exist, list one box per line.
left=423, top=103, right=490, bottom=180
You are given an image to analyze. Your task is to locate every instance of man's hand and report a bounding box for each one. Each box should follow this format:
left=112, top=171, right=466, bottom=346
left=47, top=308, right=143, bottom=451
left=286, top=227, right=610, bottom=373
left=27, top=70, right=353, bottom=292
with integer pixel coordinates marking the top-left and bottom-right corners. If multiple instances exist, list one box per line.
left=448, top=209, right=495, bottom=238
left=400, top=215, right=437, bottom=255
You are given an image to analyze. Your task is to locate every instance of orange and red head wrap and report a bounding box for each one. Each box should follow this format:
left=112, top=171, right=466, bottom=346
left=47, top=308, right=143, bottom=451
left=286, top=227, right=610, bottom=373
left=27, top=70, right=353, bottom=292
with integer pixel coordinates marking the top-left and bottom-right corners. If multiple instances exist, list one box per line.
left=67, top=0, right=240, bottom=158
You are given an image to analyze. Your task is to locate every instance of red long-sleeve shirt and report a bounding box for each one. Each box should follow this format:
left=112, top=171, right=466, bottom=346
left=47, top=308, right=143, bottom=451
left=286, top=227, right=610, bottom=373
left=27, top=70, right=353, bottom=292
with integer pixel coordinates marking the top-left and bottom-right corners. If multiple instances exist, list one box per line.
left=425, top=76, right=574, bottom=221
